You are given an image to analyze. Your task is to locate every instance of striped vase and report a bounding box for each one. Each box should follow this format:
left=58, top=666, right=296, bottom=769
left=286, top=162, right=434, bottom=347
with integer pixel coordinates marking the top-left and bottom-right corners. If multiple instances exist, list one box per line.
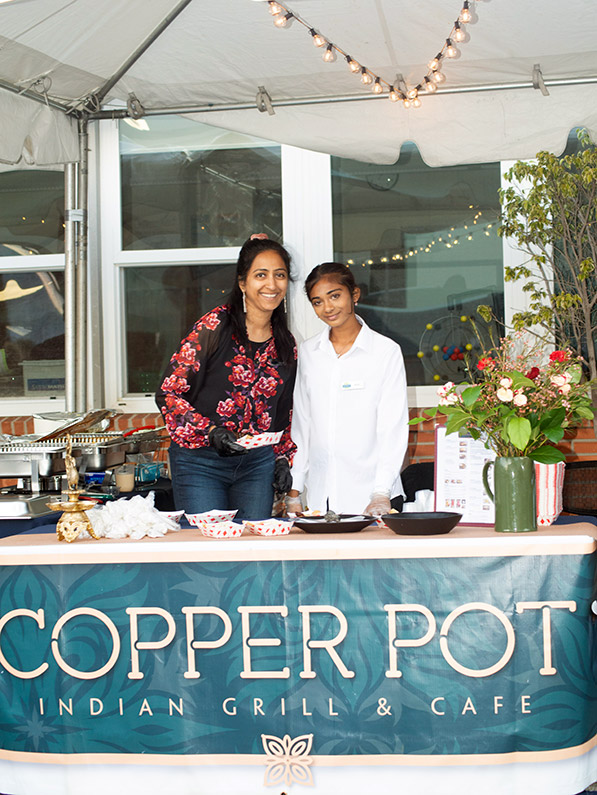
left=535, top=462, right=566, bottom=526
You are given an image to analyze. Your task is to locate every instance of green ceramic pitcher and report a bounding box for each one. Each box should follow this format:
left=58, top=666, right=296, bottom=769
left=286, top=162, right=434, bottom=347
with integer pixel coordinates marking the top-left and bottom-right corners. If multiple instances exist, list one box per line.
left=482, top=457, right=537, bottom=533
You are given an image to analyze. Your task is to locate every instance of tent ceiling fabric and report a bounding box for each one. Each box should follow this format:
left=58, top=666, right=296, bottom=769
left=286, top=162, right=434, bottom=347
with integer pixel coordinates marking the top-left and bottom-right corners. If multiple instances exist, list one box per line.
left=0, top=0, right=596, bottom=165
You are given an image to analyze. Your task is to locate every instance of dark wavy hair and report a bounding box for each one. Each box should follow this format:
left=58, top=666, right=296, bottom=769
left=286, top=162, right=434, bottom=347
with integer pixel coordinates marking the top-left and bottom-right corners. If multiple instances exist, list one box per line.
left=304, top=261, right=357, bottom=299
left=228, top=237, right=295, bottom=365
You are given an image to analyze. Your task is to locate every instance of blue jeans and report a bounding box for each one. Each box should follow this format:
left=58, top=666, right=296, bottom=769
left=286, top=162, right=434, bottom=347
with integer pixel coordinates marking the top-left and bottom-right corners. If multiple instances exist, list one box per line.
left=169, top=443, right=275, bottom=520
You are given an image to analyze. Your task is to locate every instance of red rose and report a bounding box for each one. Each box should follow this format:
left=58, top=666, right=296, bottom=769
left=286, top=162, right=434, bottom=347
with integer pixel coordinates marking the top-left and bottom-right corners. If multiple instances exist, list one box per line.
left=526, top=367, right=540, bottom=380
left=549, top=350, right=568, bottom=363
left=477, top=357, right=494, bottom=371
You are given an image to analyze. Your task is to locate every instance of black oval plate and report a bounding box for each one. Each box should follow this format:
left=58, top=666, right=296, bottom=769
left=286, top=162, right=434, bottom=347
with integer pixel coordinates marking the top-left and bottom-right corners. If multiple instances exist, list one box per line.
left=294, top=514, right=373, bottom=533
left=381, top=512, right=462, bottom=535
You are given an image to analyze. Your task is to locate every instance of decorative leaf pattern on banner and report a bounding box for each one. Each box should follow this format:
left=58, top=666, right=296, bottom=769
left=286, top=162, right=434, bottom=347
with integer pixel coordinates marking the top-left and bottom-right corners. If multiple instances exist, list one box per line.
left=0, top=553, right=593, bottom=758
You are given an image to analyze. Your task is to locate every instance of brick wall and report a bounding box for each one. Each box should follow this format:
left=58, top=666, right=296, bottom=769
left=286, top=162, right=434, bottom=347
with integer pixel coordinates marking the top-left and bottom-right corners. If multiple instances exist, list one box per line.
left=1, top=412, right=596, bottom=468
left=407, top=409, right=597, bottom=465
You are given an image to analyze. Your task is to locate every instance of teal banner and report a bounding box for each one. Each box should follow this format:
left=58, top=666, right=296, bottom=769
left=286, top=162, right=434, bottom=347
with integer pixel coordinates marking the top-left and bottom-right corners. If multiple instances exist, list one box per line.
left=0, top=553, right=595, bottom=759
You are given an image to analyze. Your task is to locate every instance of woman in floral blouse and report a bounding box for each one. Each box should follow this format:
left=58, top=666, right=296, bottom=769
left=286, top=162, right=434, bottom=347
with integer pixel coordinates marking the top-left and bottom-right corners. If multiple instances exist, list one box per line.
left=156, top=237, right=297, bottom=519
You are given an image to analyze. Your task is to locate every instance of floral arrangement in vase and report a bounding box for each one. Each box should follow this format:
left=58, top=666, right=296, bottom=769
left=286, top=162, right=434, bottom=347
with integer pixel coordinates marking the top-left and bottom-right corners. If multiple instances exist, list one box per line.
left=410, top=333, right=594, bottom=464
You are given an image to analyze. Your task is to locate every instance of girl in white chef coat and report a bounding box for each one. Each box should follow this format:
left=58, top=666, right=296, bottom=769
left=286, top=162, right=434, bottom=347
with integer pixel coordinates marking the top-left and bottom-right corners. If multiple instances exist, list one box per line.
left=286, top=262, right=408, bottom=516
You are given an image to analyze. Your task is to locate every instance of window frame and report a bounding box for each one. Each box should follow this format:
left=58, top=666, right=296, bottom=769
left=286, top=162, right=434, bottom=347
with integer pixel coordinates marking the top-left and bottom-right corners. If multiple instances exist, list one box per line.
left=98, top=117, right=533, bottom=415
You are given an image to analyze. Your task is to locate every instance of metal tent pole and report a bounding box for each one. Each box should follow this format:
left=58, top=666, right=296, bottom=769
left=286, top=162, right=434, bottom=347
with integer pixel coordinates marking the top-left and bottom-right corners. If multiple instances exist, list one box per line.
left=64, top=163, right=78, bottom=412
left=75, top=117, right=89, bottom=412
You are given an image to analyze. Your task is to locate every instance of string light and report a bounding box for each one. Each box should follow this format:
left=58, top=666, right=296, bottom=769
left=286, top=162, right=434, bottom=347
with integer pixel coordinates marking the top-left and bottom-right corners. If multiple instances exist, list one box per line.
left=427, top=54, right=442, bottom=71
left=323, top=43, right=336, bottom=62
left=346, top=55, right=361, bottom=73
left=424, top=76, right=437, bottom=93
left=265, top=1, right=479, bottom=108
left=344, top=212, right=498, bottom=271
left=273, top=11, right=293, bottom=27
left=460, top=1, right=472, bottom=23
left=360, top=68, right=373, bottom=85
left=445, top=38, right=458, bottom=58
left=453, top=22, right=466, bottom=42
left=309, top=28, right=327, bottom=47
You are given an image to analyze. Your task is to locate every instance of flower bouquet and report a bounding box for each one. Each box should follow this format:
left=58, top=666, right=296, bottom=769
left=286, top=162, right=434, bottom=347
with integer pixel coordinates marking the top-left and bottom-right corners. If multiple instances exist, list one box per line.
left=411, top=334, right=594, bottom=532
left=411, top=335, right=594, bottom=464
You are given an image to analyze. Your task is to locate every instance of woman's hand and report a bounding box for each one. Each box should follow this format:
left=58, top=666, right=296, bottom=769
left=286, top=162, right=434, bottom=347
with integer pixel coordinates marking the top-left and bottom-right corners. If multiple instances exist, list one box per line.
left=364, top=493, right=391, bottom=516
left=284, top=488, right=303, bottom=515
left=273, top=457, right=292, bottom=493
left=208, top=427, right=248, bottom=457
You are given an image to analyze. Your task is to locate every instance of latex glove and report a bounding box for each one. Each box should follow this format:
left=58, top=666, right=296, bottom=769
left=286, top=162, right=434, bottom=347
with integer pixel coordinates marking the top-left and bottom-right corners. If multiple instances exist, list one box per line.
left=284, top=494, right=304, bottom=516
left=273, top=457, right=292, bottom=493
left=208, top=427, right=248, bottom=457
left=364, top=493, right=391, bottom=516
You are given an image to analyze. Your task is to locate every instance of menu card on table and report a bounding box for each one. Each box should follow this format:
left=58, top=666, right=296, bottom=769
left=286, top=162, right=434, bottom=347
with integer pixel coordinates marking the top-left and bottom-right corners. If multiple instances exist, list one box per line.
left=434, top=426, right=496, bottom=525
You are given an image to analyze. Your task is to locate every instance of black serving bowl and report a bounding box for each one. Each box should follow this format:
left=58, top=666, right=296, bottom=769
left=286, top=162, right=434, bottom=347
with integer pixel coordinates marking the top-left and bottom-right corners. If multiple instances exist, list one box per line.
left=381, top=512, right=462, bottom=536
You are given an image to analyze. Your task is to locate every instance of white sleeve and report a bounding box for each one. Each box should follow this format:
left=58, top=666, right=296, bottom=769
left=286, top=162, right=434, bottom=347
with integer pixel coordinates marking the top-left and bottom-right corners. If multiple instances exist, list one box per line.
left=372, top=344, right=408, bottom=496
left=290, top=352, right=310, bottom=493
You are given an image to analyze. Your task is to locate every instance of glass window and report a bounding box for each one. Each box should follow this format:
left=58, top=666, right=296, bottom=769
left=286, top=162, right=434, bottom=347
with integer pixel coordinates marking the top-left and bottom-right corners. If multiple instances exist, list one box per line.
left=331, top=145, right=503, bottom=386
left=0, top=168, right=64, bottom=255
left=123, top=263, right=237, bottom=394
left=0, top=270, right=64, bottom=397
left=120, top=117, right=282, bottom=250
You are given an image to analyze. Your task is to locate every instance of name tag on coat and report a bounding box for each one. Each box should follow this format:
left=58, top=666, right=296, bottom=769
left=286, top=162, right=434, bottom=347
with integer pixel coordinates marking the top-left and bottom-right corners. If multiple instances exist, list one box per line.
left=340, top=380, right=365, bottom=390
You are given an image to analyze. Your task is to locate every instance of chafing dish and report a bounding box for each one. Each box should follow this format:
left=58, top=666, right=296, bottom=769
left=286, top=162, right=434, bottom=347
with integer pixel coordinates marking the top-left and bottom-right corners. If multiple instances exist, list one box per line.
left=67, top=432, right=127, bottom=471
left=0, top=440, right=69, bottom=481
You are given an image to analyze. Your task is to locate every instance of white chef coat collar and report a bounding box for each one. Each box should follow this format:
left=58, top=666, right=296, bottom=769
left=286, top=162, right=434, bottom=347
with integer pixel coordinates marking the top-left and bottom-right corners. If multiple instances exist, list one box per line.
left=316, top=314, right=372, bottom=354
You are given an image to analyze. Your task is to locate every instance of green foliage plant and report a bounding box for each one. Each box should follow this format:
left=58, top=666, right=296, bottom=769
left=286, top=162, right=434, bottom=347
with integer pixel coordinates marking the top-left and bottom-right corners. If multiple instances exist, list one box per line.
left=499, top=130, right=597, bottom=406
left=409, top=335, right=594, bottom=464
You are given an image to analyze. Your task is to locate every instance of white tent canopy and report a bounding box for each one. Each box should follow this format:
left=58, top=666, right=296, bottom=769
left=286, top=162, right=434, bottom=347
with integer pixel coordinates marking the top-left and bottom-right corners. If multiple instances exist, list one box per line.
left=0, top=0, right=596, bottom=166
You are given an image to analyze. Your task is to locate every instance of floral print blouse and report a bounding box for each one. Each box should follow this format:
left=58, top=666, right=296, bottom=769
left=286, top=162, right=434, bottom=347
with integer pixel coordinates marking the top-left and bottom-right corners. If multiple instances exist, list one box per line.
left=156, top=305, right=297, bottom=460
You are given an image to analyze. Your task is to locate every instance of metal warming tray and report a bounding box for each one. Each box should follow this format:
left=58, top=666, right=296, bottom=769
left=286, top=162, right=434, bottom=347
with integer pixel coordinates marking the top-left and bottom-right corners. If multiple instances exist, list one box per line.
left=0, top=440, right=68, bottom=478
left=66, top=432, right=127, bottom=471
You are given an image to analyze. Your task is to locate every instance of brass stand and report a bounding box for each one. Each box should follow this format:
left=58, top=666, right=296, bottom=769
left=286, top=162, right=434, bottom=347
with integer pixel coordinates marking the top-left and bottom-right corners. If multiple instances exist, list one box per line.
left=46, top=433, right=99, bottom=543
left=48, top=490, right=99, bottom=543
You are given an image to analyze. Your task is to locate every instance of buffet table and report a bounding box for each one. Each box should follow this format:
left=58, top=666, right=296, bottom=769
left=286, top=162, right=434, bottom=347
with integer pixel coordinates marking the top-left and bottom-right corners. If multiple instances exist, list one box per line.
left=0, top=522, right=595, bottom=795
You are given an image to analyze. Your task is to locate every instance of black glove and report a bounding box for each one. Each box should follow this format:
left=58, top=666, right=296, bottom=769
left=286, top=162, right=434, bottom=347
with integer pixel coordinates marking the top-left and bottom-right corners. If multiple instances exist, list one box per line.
left=208, top=427, right=248, bottom=457
left=273, top=457, right=292, bottom=493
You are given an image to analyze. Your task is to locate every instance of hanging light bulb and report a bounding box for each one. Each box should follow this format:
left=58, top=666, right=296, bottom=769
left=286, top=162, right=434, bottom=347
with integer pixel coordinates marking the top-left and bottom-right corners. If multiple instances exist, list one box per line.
left=445, top=38, right=458, bottom=58
left=268, top=1, right=284, bottom=15
left=273, top=11, right=293, bottom=27
left=432, top=70, right=446, bottom=84
left=360, top=68, right=373, bottom=85
left=309, top=28, right=327, bottom=47
left=322, top=44, right=336, bottom=62
left=424, top=76, right=437, bottom=93
left=453, top=22, right=466, bottom=42
left=372, top=77, right=383, bottom=94
left=407, top=87, right=419, bottom=100
left=427, top=53, right=442, bottom=71
left=403, top=98, right=411, bottom=108
left=460, top=1, right=472, bottom=23
left=389, top=88, right=400, bottom=102
left=346, top=56, right=361, bottom=73
left=412, top=97, right=422, bottom=108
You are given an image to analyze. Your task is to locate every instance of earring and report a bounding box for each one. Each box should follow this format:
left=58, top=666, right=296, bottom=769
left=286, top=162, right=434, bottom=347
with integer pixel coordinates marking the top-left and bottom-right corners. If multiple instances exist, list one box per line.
left=284, top=295, right=288, bottom=313
left=242, top=291, right=246, bottom=313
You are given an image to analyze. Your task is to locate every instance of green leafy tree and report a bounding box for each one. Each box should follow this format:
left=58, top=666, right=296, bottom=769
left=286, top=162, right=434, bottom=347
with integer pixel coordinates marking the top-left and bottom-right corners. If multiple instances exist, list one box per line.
left=499, top=131, right=597, bottom=409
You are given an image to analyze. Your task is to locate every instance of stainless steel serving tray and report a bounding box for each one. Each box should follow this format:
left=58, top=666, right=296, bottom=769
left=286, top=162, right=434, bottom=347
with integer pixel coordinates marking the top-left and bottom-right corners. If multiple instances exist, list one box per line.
left=67, top=433, right=127, bottom=471
left=0, top=494, right=55, bottom=518
left=0, top=441, right=68, bottom=477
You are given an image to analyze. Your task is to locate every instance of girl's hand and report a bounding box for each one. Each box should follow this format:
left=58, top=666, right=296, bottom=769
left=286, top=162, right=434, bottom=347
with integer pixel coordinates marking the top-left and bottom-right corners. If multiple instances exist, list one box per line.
left=364, top=493, right=391, bottom=516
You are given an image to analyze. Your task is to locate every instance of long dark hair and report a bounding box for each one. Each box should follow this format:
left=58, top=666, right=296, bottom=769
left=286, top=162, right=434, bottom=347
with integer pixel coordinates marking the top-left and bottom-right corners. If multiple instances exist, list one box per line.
left=304, top=261, right=357, bottom=299
left=228, top=238, right=295, bottom=365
